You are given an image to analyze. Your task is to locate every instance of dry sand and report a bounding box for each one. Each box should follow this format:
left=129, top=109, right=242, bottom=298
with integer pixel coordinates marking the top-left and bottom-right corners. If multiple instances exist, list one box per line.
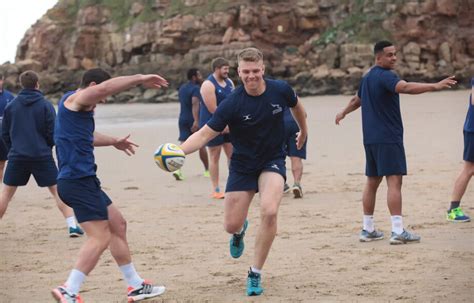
left=0, top=90, right=472, bottom=302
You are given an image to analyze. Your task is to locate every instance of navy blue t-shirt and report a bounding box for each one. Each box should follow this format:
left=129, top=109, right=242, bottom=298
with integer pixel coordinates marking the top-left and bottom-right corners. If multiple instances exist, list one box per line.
left=0, top=89, right=15, bottom=118
left=357, top=66, right=403, bottom=144
left=199, top=75, right=233, bottom=127
left=463, top=78, right=474, bottom=133
left=178, top=82, right=201, bottom=123
left=55, top=91, right=97, bottom=179
left=207, top=79, right=298, bottom=173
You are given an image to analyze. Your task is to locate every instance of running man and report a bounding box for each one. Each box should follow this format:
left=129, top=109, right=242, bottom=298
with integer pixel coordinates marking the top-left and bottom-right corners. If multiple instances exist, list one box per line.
left=200, top=57, right=234, bottom=199
left=0, top=70, right=83, bottom=237
left=335, top=40, right=457, bottom=245
left=181, top=48, right=308, bottom=296
left=0, top=72, right=15, bottom=181
left=174, top=68, right=209, bottom=181
left=51, top=68, right=168, bottom=302
left=446, top=77, right=474, bottom=222
left=283, top=107, right=307, bottom=198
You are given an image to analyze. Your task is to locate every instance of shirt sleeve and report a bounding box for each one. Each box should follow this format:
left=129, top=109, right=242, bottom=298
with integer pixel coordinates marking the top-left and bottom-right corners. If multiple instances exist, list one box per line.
left=207, top=97, right=232, bottom=132
left=381, top=70, right=401, bottom=93
left=192, top=86, right=201, bottom=99
left=280, top=81, right=298, bottom=107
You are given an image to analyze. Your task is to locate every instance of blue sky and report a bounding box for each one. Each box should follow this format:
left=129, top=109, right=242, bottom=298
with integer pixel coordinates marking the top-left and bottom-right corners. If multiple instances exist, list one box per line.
left=0, top=0, right=58, bottom=64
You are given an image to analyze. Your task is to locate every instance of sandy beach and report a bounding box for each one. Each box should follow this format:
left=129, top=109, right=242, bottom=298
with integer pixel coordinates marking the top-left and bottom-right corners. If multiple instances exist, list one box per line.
left=0, top=90, right=472, bottom=302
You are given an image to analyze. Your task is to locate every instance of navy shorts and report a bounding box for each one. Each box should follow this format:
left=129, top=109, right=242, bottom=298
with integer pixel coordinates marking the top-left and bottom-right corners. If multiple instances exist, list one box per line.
left=207, top=133, right=231, bottom=147
left=57, top=176, right=112, bottom=223
left=178, top=120, right=193, bottom=142
left=0, top=139, right=8, bottom=161
left=284, top=120, right=307, bottom=159
left=364, top=143, right=407, bottom=177
left=464, top=131, right=474, bottom=162
left=226, top=158, right=286, bottom=193
left=3, top=159, right=58, bottom=187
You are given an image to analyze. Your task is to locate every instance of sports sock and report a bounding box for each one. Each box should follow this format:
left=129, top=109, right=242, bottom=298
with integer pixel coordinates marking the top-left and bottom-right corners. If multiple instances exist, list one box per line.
left=65, top=269, right=86, bottom=295
left=250, top=266, right=262, bottom=275
left=449, top=201, right=460, bottom=211
left=66, top=216, right=77, bottom=229
left=391, top=216, right=403, bottom=235
left=215, top=187, right=220, bottom=193
left=120, top=263, right=144, bottom=289
left=363, top=215, right=375, bottom=233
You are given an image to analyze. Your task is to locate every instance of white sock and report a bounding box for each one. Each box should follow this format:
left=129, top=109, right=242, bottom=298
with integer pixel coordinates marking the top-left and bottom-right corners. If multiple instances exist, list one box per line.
left=250, top=266, right=262, bottom=274
left=363, top=215, right=374, bottom=232
left=66, top=216, right=77, bottom=229
left=391, top=216, right=404, bottom=234
left=119, top=263, right=144, bottom=289
left=65, top=269, right=86, bottom=295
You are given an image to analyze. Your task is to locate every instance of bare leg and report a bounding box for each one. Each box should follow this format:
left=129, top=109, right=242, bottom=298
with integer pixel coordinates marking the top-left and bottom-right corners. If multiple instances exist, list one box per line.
left=290, top=156, right=303, bottom=184
left=386, top=175, right=403, bottom=216
left=0, top=185, right=18, bottom=219
left=48, top=185, right=74, bottom=218
left=253, top=172, right=284, bottom=269
left=362, top=176, right=383, bottom=215
left=198, top=146, right=209, bottom=171
left=107, top=204, right=132, bottom=266
left=222, top=142, right=233, bottom=166
left=74, top=220, right=111, bottom=274
left=224, top=191, right=254, bottom=234
left=208, top=145, right=222, bottom=190
left=451, top=161, right=474, bottom=202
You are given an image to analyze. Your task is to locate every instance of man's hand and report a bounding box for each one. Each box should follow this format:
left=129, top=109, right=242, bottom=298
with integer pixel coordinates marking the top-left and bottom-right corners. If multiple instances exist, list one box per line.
left=141, top=74, right=169, bottom=89
left=191, top=122, right=199, bottom=133
left=296, top=131, right=307, bottom=150
left=435, top=75, right=457, bottom=90
left=335, top=112, right=346, bottom=125
left=113, top=134, right=139, bottom=156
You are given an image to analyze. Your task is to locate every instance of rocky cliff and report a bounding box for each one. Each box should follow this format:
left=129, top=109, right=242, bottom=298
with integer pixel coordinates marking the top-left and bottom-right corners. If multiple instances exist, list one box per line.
left=1, top=0, right=472, bottom=102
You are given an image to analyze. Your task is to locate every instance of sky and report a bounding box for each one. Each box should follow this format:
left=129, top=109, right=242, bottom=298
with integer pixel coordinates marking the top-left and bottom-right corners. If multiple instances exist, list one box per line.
left=0, top=0, right=58, bottom=64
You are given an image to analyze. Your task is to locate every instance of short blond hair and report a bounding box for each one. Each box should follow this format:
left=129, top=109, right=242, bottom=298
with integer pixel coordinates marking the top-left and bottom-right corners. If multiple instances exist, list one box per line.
left=237, top=47, right=263, bottom=63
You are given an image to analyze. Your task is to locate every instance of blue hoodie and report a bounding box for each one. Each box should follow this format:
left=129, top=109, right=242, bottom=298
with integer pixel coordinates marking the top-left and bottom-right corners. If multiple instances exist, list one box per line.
left=2, top=89, right=56, bottom=161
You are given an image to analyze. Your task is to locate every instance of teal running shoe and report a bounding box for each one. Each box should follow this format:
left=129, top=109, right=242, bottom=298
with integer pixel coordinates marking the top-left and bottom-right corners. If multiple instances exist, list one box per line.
left=230, top=220, right=248, bottom=258
left=69, top=226, right=84, bottom=238
left=246, top=269, right=263, bottom=296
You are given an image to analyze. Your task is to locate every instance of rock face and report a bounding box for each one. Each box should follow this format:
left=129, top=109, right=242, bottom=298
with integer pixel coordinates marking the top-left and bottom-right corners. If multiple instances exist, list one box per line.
left=1, top=0, right=472, bottom=102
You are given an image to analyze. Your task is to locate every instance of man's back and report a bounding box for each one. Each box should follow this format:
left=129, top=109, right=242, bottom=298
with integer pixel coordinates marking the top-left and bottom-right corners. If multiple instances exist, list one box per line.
left=2, top=89, right=55, bottom=160
left=178, top=82, right=199, bottom=123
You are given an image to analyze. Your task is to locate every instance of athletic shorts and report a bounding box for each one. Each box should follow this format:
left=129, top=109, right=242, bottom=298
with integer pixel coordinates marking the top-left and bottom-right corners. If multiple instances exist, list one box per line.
left=226, top=158, right=286, bottom=193
left=284, top=120, right=307, bottom=159
left=207, top=133, right=231, bottom=147
left=3, top=159, right=58, bottom=187
left=178, top=120, right=194, bottom=142
left=464, top=131, right=474, bottom=162
left=0, top=139, right=8, bottom=161
left=364, top=143, right=407, bottom=177
left=57, top=176, right=112, bottom=223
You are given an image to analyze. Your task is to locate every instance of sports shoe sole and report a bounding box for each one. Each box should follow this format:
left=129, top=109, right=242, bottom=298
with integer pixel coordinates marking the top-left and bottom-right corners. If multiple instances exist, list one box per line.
left=128, top=286, right=166, bottom=302
left=389, top=238, right=420, bottom=245
left=293, top=187, right=302, bottom=198
left=446, top=217, right=471, bottom=223
left=69, top=233, right=83, bottom=238
left=359, top=236, right=384, bottom=242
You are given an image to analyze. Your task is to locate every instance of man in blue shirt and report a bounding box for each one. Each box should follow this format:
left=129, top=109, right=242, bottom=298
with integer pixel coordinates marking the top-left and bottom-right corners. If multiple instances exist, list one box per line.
left=0, top=72, right=15, bottom=181
left=174, top=68, right=209, bottom=180
left=200, top=57, right=234, bottom=199
left=0, top=70, right=82, bottom=237
left=51, top=68, right=168, bottom=303
left=447, top=78, right=474, bottom=222
left=283, top=107, right=307, bottom=198
left=336, top=40, right=457, bottom=245
left=181, top=48, right=308, bottom=296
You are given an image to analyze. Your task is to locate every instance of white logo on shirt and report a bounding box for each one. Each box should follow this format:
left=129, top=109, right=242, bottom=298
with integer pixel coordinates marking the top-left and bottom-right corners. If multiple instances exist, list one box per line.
left=271, top=103, right=282, bottom=115
left=271, top=164, right=279, bottom=170
left=243, top=114, right=252, bottom=121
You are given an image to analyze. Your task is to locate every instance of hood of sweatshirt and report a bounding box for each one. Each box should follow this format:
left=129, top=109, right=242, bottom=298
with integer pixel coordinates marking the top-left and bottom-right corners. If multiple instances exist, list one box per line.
left=15, top=89, right=44, bottom=106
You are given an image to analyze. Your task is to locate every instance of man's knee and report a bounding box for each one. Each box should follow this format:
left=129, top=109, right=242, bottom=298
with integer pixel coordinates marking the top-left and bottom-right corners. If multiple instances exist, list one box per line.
left=224, top=220, right=244, bottom=234
left=261, top=205, right=278, bottom=225
left=112, top=216, right=127, bottom=237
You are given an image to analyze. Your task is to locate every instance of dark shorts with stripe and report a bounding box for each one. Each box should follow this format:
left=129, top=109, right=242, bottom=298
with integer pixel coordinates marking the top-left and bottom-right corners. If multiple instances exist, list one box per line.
left=57, top=176, right=112, bottom=223
left=284, top=120, right=307, bottom=159
left=464, top=131, right=474, bottom=162
left=226, top=158, right=286, bottom=193
left=364, top=143, right=407, bottom=177
left=3, top=159, right=58, bottom=187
